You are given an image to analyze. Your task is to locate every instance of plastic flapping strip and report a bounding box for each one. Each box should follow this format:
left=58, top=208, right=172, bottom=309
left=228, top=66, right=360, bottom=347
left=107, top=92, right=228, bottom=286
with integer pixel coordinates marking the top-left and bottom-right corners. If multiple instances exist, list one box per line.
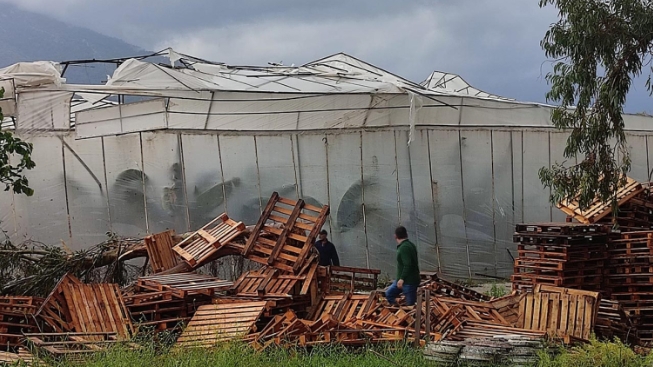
left=407, top=91, right=423, bottom=146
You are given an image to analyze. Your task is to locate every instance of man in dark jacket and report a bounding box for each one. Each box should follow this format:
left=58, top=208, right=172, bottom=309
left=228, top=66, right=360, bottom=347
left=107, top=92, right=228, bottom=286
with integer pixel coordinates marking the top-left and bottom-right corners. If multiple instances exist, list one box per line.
left=314, top=229, right=340, bottom=266
left=385, top=226, right=420, bottom=306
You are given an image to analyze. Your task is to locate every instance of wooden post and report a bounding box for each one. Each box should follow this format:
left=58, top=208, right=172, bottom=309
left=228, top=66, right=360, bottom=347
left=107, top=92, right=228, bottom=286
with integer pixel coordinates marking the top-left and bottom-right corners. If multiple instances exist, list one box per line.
left=424, top=289, right=431, bottom=343
left=414, top=289, right=422, bottom=347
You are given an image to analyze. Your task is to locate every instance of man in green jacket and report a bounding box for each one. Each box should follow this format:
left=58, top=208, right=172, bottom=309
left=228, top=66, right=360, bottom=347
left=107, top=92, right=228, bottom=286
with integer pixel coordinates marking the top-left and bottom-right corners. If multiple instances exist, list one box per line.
left=385, top=226, right=420, bottom=306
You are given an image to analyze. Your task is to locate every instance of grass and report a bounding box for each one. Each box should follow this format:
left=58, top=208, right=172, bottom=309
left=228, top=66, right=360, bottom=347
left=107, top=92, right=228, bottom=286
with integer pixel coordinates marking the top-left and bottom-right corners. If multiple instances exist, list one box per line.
left=486, top=282, right=508, bottom=298
left=14, top=338, right=653, bottom=367
left=538, top=338, right=653, bottom=367
left=33, top=342, right=436, bottom=367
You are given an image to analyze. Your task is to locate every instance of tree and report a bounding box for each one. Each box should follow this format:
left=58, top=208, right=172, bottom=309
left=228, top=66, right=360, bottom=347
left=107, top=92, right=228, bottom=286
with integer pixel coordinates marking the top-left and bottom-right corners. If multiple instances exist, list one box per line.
left=537, top=0, right=653, bottom=210
left=0, top=88, right=35, bottom=196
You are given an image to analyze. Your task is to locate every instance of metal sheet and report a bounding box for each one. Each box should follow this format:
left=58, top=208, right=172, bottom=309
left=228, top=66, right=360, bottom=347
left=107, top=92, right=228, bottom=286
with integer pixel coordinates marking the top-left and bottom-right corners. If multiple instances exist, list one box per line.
left=399, top=129, right=439, bottom=272
left=12, top=135, right=70, bottom=246
left=522, top=131, right=550, bottom=223
left=254, top=135, right=298, bottom=201
left=141, top=132, right=188, bottom=234
left=460, top=130, right=496, bottom=277
left=627, top=134, right=649, bottom=182
left=361, top=130, right=399, bottom=271
left=103, top=133, right=147, bottom=237
left=549, top=132, right=569, bottom=222
left=512, top=131, right=524, bottom=224
left=428, top=129, right=469, bottom=279
left=326, top=132, right=368, bottom=268
left=62, top=135, right=111, bottom=249
left=492, top=131, right=517, bottom=278
left=181, top=134, right=226, bottom=230
left=218, top=135, right=261, bottom=225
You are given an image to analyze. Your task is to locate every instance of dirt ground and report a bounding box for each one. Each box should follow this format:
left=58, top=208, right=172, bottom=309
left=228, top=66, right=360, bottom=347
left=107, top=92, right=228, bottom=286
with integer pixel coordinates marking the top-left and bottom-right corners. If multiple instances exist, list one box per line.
left=470, top=282, right=512, bottom=296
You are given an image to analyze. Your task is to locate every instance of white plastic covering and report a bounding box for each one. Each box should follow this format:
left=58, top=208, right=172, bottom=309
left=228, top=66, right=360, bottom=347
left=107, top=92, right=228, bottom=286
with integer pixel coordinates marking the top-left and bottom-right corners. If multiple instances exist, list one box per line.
left=421, top=71, right=513, bottom=100
left=5, top=49, right=653, bottom=281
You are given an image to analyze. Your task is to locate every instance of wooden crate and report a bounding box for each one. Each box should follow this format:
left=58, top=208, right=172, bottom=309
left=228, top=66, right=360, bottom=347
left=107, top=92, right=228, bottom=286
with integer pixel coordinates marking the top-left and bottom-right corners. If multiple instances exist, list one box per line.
left=556, top=177, right=643, bottom=224
left=173, top=213, right=245, bottom=268
left=243, top=192, right=330, bottom=273
left=518, top=285, right=599, bottom=341
left=175, top=301, right=268, bottom=348
left=136, top=273, right=233, bottom=298
left=144, top=230, right=180, bottom=273
left=37, top=274, right=133, bottom=337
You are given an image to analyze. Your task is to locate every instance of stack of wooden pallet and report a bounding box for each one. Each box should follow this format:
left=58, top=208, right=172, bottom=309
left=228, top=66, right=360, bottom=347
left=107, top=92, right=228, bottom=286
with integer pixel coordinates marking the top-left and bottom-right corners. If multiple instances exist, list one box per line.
left=511, top=223, right=608, bottom=292
left=0, top=296, right=42, bottom=349
left=595, top=299, right=639, bottom=345
left=603, top=231, right=653, bottom=344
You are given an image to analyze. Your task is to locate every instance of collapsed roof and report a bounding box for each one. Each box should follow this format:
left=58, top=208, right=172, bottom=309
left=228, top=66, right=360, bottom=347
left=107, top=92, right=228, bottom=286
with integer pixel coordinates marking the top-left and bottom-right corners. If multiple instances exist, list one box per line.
left=1, top=47, right=649, bottom=138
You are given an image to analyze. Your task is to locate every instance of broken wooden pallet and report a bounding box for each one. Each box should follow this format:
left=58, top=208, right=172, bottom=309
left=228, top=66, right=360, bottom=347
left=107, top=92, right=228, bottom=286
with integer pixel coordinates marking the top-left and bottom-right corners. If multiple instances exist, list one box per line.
left=25, top=332, right=136, bottom=360
left=329, top=266, right=380, bottom=294
left=308, top=293, right=377, bottom=323
left=420, top=272, right=491, bottom=302
left=173, top=213, right=246, bottom=268
left=144, top=230, right=180, bottom=273
left=557, top=176, right=643, bottom=224
left=0, top=349, right=34, bottom=366
left=136, top=273, right=233, bottom=298
left=37, top=274, right=133, bottom=337
left=175, top=301, right=268, bottom=348
left=123, top=290, right=206, bottom=332
left=243, top=192, right=330, bottom=273
left=447, top=320, right=547, bottom=341
left=0, top=296, right=43, bottom=315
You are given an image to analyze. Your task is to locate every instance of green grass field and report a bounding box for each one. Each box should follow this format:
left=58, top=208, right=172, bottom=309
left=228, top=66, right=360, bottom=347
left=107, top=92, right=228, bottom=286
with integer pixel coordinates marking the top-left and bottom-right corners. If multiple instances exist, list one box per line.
left=17, top=338, right=653, bottom=367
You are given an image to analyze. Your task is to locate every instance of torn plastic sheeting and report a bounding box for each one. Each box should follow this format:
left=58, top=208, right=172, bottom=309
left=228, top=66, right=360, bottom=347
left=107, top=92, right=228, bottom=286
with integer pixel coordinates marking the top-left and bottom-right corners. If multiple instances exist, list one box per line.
left=407, top=91, right=423, bottom=146
left=0, top=61, right=64, bottom=88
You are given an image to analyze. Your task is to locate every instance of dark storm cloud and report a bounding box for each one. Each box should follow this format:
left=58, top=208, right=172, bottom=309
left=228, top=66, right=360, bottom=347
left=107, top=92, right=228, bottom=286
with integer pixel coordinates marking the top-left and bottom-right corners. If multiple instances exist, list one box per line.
left=0, top=0, right=650, bottom=112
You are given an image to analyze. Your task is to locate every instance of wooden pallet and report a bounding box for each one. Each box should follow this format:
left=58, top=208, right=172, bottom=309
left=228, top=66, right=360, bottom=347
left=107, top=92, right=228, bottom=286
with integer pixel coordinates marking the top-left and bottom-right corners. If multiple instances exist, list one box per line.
left=230, top=265, right=317, bottom=299
left=514, top=223, right=607, bottom=234
left=0, top=349, right=34, bottom=365
left=175, top=301, right=268, bottom=348
left=0, top=296, right=43, bottom=315
left=136, top=273, right=233, bottom=298
left=518, top=285, right=599, bottom=341
left=308, top=293, right=376, bottom=322
left=557, top=177, right=643, bottom=224
left=329, top=266, right=380, bottom=294
left=447, top=320, right=547, bottom=341
left=595, top=299, right=638, bottom=344
left=144, top=230, right=180, bottom=273
left=25, top=332, right=136, bottom=360
left=173, top=213, right=245, bottom=267
left=243, top=192, right=330, bottom=273
left=37, top=274, right=133, bottom=337
left=124, top=290, right=203, bottom=332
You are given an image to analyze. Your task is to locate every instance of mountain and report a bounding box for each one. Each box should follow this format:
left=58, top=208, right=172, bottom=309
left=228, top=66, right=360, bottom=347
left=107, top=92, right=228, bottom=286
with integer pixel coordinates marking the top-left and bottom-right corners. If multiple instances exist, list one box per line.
left=0, top=3, right=148, bottom=84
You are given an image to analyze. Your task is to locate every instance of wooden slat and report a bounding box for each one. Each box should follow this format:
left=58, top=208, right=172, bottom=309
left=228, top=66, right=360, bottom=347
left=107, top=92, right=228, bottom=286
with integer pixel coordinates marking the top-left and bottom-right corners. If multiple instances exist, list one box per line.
left=176, top=301, right=268, bottom=348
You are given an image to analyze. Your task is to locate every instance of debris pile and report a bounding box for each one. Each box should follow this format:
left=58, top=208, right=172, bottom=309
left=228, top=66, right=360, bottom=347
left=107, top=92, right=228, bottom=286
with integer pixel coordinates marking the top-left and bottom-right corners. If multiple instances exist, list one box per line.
left=4, top=182, right=653, bottom=364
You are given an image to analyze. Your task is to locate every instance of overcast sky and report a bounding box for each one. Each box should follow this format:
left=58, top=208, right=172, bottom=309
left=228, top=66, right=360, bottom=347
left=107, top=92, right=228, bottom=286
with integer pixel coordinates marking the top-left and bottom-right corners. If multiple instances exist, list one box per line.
left=1, top=0, right=651, bottom=112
